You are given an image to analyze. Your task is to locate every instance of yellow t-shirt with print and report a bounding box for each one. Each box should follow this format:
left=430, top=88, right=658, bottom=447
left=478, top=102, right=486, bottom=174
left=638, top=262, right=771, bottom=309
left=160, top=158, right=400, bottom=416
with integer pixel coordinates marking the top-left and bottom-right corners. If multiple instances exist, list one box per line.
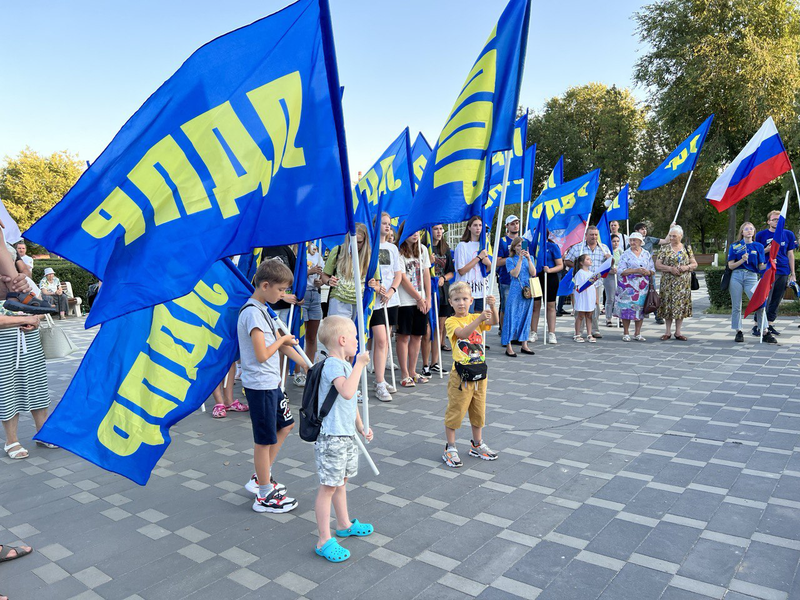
left=445, top=314, right=491, bottom=367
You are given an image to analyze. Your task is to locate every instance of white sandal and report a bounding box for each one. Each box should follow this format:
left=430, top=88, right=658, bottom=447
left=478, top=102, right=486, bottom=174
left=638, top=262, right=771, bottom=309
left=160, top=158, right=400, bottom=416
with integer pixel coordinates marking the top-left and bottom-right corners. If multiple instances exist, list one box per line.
left=622, top=334, right=632, bottom=342
left=4, top=442, right=28, bottom=459
left=633, top=335, right=647, bottom=342
left=574, top=336, right=585, bottom=343
left=587, top=336, right=597, bottom=343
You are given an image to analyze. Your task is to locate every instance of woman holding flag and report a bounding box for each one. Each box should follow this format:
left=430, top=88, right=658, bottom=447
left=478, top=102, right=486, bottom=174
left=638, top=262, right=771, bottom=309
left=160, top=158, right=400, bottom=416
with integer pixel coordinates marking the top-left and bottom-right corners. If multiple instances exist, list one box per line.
left=727, top=222, right=766, bottom=343
left=531, top=231, right=563, bottom=344
left=454, top=216, right=492, bottom=312
left=613, top=232, right=655, bottom=342
left=321, top=225, right=371, bottom=322
left=501, top=237, right=536, bottom=356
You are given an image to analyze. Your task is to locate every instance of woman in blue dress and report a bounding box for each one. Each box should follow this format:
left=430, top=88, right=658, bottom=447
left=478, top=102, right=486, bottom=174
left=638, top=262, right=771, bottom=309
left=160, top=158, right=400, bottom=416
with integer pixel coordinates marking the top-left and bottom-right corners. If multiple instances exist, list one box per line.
left=502, top=237, right=536, bottom=357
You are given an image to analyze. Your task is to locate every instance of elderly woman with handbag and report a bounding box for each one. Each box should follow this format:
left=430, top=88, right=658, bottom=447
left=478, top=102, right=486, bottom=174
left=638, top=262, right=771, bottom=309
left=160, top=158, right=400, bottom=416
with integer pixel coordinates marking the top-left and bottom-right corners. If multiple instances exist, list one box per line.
left=501, top=237, right=536, bottom=357
left=655, top=225, right=698, bottom=341
left=613, top=232, right=655, bottom=342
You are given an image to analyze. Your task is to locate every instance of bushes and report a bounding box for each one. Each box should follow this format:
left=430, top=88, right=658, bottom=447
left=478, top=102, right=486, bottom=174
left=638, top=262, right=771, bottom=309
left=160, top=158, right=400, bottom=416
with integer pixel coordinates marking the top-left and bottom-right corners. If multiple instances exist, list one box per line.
left=704, top=267, right=731, bottom=309
left=32, top=259, right=96, bottom=307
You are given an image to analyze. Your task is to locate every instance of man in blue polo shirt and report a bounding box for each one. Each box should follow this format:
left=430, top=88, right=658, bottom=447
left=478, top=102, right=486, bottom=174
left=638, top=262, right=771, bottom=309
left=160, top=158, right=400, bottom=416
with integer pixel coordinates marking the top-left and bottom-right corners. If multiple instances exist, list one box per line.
left=496, top=215, right=519, bottom=336
left=754, top=210, right=797, bottom=337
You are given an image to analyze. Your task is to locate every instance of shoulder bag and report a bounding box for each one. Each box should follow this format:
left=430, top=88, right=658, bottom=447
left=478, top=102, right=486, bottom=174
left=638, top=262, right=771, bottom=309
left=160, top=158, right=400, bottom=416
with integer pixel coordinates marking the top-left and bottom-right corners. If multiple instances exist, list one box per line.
left=643, top=275, right=661, bottom=315
left=39, top=314, right=78, bottom=359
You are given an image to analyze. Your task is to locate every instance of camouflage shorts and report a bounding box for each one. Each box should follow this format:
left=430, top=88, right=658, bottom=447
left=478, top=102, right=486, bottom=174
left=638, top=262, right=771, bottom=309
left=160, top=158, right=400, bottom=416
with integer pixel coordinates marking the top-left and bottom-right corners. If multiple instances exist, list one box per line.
left=315, top=434, right=358, bottom=487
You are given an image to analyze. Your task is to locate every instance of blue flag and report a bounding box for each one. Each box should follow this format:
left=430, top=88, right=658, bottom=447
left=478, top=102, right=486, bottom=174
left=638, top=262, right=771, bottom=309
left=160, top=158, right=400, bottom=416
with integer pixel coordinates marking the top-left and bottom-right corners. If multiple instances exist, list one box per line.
left=531, top=169, right=601, bottom=231
left=556, top=267, right=574, bottom=296
left=355, top=128, right=416, bottom=223
left=288, top=242, right=308, bottom=374
left=27, top=0, right=353, bottom=327
left=522, top=143, right=538, bottom=209
left=596, top=209, right=611, bottom=249
left=526, top=208, right=548, bottom=272
left=485, top=130, right=534, bottom=227
left=487, top=112, right=528, bottom=186
left=34, top=260, right=252, bottom=485
left=236, top=247, right=263, bottom=285
left=411, top=133, right=433, bottom=192
left=606, top=184, right=629, bottom=221
left=400, top=0, right=532, bottom=241
left=638, top=115, right=714, bottom=191
left=536, top=155, right=564, bottom=201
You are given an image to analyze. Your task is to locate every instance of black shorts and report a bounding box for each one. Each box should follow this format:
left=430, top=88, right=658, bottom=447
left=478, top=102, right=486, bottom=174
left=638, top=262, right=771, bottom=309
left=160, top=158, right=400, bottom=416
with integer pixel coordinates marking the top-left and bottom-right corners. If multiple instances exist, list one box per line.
left=244, top=387, right=294, bottom=445
left=396, top=305, right=428, bottom=336
left=538, top=272, right=560, bottom=303
left=437, top=293, right=454, bottom=318
left=369, top=305, right=398, bottom=328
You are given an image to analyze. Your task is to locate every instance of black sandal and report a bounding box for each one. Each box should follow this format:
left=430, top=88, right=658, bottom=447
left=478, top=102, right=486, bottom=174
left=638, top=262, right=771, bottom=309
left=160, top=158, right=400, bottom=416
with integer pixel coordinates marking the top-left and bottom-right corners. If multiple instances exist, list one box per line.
left=520, top=347, right=535, bottom=355
left=504, top=350, right=517, bottom=357
left=0, top=545, right=33, bottom=563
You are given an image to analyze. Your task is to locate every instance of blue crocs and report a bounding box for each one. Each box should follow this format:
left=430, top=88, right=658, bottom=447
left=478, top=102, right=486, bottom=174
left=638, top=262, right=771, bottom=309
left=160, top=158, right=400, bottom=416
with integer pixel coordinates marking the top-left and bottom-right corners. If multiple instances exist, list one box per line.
left=335, top=519, right=374, bottom=538
left=315, top=538, right=350, bottom=563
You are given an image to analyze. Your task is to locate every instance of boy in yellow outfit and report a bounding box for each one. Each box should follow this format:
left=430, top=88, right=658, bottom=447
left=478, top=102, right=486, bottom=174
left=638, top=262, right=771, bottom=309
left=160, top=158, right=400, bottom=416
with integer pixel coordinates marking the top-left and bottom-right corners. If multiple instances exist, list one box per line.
left=442, top=281, right=499, bottom=467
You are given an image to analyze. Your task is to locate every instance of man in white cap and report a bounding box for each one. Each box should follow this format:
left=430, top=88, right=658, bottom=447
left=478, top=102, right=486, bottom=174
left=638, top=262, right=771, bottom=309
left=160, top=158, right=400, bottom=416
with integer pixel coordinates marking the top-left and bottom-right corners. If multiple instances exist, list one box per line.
left=496, top=214, right=520, bottom=334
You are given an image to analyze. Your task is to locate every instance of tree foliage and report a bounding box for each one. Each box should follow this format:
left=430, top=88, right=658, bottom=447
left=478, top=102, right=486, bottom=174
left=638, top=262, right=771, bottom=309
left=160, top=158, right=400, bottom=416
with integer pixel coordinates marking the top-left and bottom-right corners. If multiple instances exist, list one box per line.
left=0, top=148, right=84, bottom=232
left=527, top=83, right=645, bottom=221
left=633, top=0, right=800, bottom=243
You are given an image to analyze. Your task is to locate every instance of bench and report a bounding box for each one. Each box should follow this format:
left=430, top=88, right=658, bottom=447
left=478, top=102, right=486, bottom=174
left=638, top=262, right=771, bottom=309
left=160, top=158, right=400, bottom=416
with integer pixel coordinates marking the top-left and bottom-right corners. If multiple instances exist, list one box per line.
left=60, top=281, right=82, bottom=317
left=695, top=253, right=717, bottom=266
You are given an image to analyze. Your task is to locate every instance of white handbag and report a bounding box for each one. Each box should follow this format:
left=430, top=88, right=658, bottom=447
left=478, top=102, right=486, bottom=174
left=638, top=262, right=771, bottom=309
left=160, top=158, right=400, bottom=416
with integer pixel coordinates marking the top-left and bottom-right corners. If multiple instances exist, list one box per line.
left=39, top=314, right=78, bottom=359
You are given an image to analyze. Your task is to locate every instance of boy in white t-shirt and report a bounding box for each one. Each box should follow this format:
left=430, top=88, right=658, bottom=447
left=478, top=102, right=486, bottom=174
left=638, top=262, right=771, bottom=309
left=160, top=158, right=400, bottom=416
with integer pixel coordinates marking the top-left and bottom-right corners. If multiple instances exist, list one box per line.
left=313, top=315, right=374, bottom=562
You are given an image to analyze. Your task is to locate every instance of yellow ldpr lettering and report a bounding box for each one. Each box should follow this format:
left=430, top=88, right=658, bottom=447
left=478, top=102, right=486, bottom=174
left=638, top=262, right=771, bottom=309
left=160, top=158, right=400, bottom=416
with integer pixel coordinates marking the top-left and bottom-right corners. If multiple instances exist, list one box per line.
left=82, top=187, right=146, bottom=245
left=513, top=126, right=523, bottom=158
left=181, top=102, right=272, bottom=218
left=379, top=157, right=401, bottom=195
left=117, top=352, right=190, bottom=418
left=668, top=148, right=689, bottom=171
left=246, top=71, right=306, bottom=175
left=576, top=182, right=590, bottom=197
left=172, top=280, right=229, bottom=328
left=413, top=154, right=427, bottom=185
left=97, top=402, right=165, bottom=457
left=147, top=305, right=222, bottom=381
left=561, top=193, right=576, bottom=211
left=126, top=136, right=211, bottom=225
left=688, top=134, right=700, bottom=153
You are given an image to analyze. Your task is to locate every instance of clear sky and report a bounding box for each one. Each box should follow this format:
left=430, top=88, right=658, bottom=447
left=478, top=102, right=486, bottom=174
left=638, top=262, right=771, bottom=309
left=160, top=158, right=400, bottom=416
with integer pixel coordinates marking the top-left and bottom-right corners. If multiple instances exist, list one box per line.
left=0, top=0, right=647, bottom=179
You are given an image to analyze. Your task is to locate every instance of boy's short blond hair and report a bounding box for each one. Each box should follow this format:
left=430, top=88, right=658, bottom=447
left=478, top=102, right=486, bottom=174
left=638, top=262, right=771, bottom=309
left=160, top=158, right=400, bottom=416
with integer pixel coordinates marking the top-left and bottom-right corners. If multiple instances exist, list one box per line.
left=254, top=257, right=293, bottom=288
left=448, top=281, right=472, bottom=300
left=318, top=315, right=355, bottom=349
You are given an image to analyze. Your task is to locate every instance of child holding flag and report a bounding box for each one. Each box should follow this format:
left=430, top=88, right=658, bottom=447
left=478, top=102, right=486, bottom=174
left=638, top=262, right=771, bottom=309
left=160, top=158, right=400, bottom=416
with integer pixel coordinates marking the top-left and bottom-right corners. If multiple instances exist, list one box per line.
left=238, top=259, right=307, bottom=513
left=573, top=254, right=599, bottom=343
left=313, top=315, right=374, bottom=562
left=442, top=282, right=499, bottom=468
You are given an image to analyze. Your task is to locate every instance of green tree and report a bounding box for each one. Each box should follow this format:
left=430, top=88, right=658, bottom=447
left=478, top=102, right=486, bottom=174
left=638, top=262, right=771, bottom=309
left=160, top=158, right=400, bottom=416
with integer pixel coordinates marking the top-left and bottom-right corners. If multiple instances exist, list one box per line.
left=0, top=148, right=84, bottom=232
left=527, top=83, right=646, bottom=222
left=633, top=0, right=800, bottom=244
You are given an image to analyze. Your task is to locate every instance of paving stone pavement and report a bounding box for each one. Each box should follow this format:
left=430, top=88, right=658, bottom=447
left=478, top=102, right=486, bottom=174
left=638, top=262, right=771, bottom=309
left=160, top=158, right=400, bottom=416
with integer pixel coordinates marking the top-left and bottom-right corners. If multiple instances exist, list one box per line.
left=2, top=284, right=800, bottom=600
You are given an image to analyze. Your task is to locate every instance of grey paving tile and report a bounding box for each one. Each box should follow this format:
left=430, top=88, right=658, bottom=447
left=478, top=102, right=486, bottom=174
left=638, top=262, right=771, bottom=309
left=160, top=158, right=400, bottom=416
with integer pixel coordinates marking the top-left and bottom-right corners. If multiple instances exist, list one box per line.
left=597, top=563, right=672, bottom=600
left=676, top=538, right=745, bottom=587
left=502, top=541, right=581, bottom=590
left=635, top=521, right=702, bottom=565
left=734, top=541, right=800, bottom=594
left=534, top=557, right=616, bottom=600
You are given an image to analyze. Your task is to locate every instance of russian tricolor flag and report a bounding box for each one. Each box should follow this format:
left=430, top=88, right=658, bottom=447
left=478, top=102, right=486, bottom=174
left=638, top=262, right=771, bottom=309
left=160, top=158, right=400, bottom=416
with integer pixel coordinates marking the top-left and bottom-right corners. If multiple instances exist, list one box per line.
left=707, top=117, right=791, bottom=212
left=744, top=194, right=788, bottom=318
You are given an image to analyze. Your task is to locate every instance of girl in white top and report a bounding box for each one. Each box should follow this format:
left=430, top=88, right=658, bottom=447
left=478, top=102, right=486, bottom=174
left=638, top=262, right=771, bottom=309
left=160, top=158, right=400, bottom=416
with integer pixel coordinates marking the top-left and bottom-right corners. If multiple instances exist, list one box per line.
left=454, top=216, right=492, bottom=311
left=573, top=254, right=599, bottom=343
left=367, top=212, right=403, bottom=402
left=395, top=226, right=431, bottom=388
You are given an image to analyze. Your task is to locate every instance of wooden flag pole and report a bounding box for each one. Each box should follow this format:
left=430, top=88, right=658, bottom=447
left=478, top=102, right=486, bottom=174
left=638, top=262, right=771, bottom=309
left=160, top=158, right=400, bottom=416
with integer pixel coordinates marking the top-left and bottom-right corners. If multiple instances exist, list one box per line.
left=672, top=170, right=694, bottom=224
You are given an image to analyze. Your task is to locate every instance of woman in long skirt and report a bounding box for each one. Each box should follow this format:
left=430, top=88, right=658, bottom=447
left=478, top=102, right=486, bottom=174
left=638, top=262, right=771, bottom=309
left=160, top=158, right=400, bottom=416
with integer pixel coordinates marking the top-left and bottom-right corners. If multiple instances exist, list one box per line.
left=501, top=238, right=535, bottom=357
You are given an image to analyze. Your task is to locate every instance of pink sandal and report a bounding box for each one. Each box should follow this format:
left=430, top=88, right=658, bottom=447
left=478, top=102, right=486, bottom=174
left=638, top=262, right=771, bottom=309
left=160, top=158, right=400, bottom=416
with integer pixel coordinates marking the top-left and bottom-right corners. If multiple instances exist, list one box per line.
left=227, top=399, right=249, bottom=412
left=212, top=403, right=227, bottom=418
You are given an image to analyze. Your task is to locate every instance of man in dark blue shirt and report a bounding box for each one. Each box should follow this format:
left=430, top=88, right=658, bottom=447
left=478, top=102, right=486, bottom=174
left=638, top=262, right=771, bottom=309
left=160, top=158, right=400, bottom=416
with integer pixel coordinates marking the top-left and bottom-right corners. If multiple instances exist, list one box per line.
left=754, top=210, right=797, bottom=337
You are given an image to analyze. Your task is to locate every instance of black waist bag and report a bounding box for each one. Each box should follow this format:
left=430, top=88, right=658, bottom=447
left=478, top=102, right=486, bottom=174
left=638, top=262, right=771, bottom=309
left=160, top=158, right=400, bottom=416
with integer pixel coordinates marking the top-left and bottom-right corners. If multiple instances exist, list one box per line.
left=454, top=362, right=487, bottom=389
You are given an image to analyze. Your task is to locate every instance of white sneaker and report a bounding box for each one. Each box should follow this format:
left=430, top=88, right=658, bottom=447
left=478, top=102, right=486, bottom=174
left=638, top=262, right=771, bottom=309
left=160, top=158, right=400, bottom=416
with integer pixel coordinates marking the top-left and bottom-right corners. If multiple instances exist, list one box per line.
left=292, top=372, right=306, bottom=387
left=375, top=382, right=392, bottom=402
left=547, top=332, right=557, bottom=344
left=528, top=332, right=538, bottom=343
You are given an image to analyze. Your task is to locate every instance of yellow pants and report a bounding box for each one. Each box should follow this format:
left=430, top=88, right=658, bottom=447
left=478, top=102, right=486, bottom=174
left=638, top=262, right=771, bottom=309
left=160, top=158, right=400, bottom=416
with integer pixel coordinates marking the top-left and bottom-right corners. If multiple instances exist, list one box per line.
left=444, top=368, right=487, bottom=430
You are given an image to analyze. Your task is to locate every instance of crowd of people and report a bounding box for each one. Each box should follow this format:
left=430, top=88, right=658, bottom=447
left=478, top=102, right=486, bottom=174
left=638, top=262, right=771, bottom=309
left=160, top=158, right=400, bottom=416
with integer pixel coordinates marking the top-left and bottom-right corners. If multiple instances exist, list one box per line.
left=0, top=207, right=797, bottom=571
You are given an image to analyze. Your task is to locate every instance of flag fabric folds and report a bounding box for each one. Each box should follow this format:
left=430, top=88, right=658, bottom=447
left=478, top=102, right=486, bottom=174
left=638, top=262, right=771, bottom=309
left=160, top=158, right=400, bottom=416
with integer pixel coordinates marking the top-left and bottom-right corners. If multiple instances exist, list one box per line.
left=530, top=169, right=601, bottom=231
left=744, top=196, right=788, bottom=318
left=557, top=267, right=574, bottom=296
left=596, top=209, right=612, bottom=249
left=536, top=156, right=564, bottom=201
left=288, top=242, right=308, bottom=374
left=399, top=0, right=532, bottom=241
left=355, top=127, right=416, bottom=223
left=34, top=260, right=252, bottom=485
left=26, top=0, right=353, bottom=327
left=606, top=184, right=629, bottom=221
left=707, top=117, right=792, bottom=213
left=236, top=247, right=263, bottom=285
left=639, top=115, right=714, bottom=191
left=411, top=133, right=433, bottom=192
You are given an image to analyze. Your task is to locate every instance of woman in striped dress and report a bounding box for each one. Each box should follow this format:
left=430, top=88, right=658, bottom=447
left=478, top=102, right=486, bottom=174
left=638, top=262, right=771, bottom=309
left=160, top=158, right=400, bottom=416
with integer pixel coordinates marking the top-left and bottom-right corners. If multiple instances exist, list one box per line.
left=1, top=309, right=52, bottom=459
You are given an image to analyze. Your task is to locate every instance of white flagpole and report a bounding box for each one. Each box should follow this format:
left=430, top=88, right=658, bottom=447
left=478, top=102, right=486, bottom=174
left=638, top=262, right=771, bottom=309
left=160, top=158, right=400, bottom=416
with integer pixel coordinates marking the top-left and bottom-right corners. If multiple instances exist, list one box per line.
left=384, top=306, right=397, bottom=391
left=486, top=150, right=513, bottom=351
left=626, top=219, right=630, bottom=250
left=271, top=311, right=379, bottom=475
left=433, top=287, right=443, bottom=378
left=543, top=269, right=548, bottom=345
left=672, top=170, right=694, bottom=224
left=349, top=235, right=370, bottom=441
left=280, top=305, right=295, bottom=384
left=791, top=170, right=800, bottom=214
